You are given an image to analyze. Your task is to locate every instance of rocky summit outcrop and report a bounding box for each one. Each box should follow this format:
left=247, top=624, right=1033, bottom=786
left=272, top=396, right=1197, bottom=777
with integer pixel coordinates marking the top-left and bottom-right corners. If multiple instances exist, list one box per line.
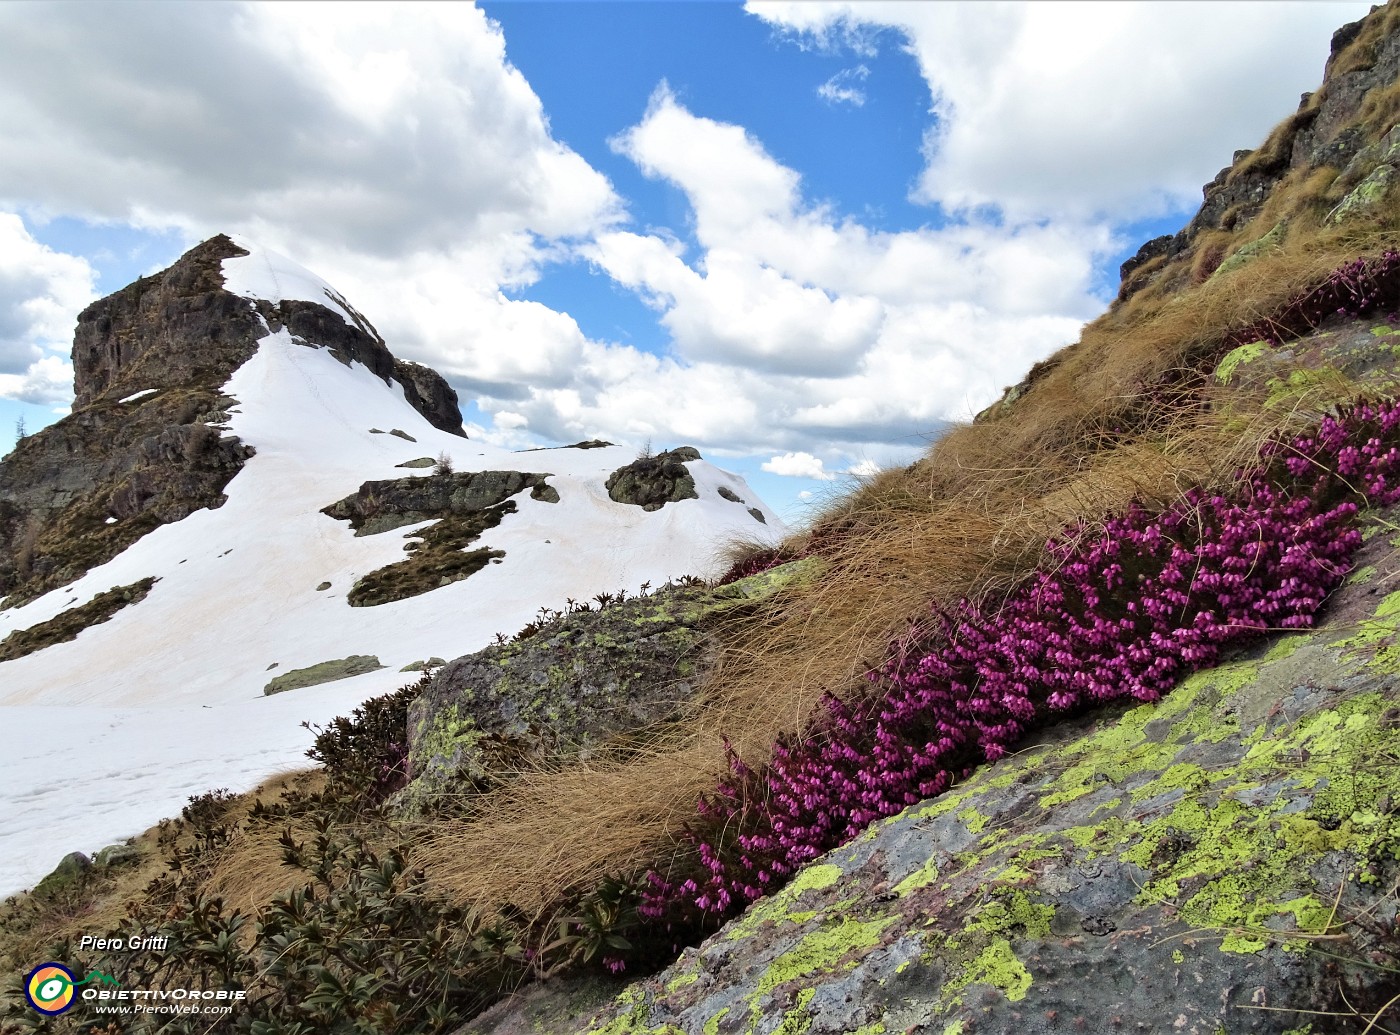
left=607, top=447, right=702, bottom=511
left=0, top=237, right=260, bottom=604
left=72, top=235, right=261, bottom=409
left=1117, top=4, right=1400, bottom=305
left=403, top=561, right=816, bottom=811
left=0, top=234, right=470, bottom=607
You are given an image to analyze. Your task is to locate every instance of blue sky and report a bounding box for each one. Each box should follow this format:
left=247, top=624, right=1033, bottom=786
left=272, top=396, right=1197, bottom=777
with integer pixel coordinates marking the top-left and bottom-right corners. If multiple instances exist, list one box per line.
left=0, top=1, right=1368, bottom=520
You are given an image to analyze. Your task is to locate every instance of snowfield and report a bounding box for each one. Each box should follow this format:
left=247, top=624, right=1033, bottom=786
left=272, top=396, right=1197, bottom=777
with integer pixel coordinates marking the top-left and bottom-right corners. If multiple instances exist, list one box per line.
left=0, top=240, right=784, bottom=895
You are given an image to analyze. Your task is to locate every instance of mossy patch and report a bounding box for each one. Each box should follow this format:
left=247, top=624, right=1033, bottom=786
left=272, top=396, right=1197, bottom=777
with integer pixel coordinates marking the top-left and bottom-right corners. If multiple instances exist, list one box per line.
left=752, top=915, right=895, bottom=1003
left=0, top=576, right=157, bottom=662
left=263, top=654, right=383, bottom=694
left=1330, top=164, right=1397, bottom=223
left=400, top=656, right=446, bottom=672
left=1211, top=220, right=1288, bottom=281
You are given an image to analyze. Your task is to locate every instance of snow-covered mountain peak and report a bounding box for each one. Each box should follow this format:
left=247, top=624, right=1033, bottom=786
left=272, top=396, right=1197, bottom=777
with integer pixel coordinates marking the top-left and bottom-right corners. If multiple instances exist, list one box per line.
left=0, top=235, right=786, bottom=895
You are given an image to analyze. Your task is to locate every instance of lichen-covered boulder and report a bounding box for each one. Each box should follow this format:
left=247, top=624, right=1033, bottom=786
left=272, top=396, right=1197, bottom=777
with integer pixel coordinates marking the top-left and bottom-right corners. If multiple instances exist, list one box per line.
left=574, top=523, right=1400, bottom=1034
left=606, top=447, right=702, bottom=511
left=1212, top=313, right=1400, bottom=405
left=402, top=561, right=815, bottom=811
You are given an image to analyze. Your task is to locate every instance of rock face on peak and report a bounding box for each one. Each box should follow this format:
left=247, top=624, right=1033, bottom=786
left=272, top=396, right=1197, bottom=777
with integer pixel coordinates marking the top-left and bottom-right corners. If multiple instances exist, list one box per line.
left=0, top=236, right=262, bottom=604
left=1116, top=3, right=1400, bottom=306
left=72, top=235, right=260, bottom=408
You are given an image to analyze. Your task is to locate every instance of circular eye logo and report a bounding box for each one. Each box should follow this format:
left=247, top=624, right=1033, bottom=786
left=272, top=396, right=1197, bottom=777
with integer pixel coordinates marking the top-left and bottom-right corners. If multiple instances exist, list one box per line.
left=24, top=963, right=77, bottom=1015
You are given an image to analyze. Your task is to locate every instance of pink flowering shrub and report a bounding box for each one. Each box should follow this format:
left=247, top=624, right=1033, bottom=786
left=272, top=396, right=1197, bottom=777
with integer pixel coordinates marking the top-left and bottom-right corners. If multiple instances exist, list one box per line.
left=1225, top=249, right=1400, bottom=349
left=640, top=401, right=1400, bottom=928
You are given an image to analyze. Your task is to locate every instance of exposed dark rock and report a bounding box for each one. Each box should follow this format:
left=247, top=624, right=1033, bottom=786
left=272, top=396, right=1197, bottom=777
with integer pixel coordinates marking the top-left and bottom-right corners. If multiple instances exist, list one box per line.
left=388, top=428, right=417, bottom=442
left=716, top=485, right=743, bottom=503
left=402, top=561, right=816, bottom=810
left=31, top=852, right=91, bottom=898
left=0, top=237, right=262, bottom=605
left=322, top=470, right=561, bottom=606
left=522, top=439, right=616, bottom=452
left=255, top=294, right=465, bottom=436
left=321, top=470, right=557, bottom=536
left=72, top=235, right=258, bottom=409
left=0, top=577, right=157, bottom=661
left=394, top=358, right=467, bottom=438
left=1118, top=233, right=1173, bottom=283
left=264, top=655, right=384, bottom=695
left=346, top=504, right=512, bottom=607
left=397, top=457, right=436, bottom=469
left=1116, top=4, right=1400, bottom=305
left=605, top=447, right=702, bottom=511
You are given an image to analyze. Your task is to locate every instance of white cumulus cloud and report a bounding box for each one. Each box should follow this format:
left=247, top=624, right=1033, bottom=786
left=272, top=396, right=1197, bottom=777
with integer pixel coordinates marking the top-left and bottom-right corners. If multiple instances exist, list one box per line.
left=749, top=0, right=1369, bottom=221
left=0, top=213, right=93, bottom=402
left=763, top=451, right=836, bottom=480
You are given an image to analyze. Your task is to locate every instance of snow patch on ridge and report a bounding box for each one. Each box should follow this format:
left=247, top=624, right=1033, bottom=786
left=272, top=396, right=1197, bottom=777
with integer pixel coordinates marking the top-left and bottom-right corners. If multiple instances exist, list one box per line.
left=220, top=234, right=364, bottom=329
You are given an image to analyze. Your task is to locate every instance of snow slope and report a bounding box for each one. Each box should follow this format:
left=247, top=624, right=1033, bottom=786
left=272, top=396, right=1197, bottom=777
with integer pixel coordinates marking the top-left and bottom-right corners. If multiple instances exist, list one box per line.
left=0, top=240, right=784, bottom=895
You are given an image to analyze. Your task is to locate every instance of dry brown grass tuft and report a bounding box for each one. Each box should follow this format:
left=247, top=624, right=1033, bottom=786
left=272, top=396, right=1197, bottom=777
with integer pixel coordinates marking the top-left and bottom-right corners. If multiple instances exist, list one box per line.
left=197, top=772, right=350, bottom=919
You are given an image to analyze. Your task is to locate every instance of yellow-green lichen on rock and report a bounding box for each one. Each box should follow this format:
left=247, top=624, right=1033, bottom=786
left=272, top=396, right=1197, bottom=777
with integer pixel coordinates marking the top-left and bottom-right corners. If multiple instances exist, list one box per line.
left=403, top=566, right=809, bottom=811
left=1214, top=340, right=1269, bottom=384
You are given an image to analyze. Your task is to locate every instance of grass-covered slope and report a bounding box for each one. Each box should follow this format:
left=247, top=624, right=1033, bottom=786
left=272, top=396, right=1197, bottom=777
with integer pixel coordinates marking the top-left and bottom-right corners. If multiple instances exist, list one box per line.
left=574, top=329, right=1400, bottom=1035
